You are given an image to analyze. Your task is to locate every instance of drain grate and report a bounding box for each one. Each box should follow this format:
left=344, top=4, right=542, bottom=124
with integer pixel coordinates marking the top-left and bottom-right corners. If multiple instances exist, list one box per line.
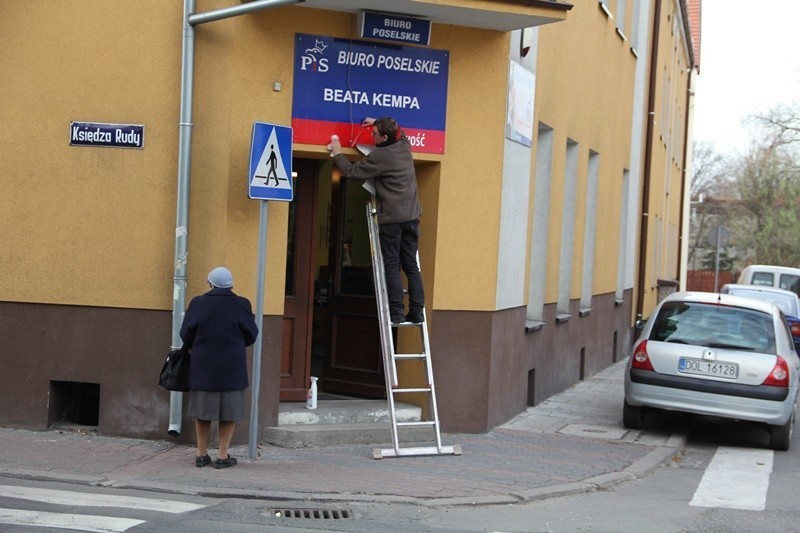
left=271, top=508, right=353, bottom=520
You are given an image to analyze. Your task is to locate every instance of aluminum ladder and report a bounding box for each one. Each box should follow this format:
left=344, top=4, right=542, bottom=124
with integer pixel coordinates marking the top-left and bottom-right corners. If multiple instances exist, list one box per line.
left=365, top=198, right=461, bottom=459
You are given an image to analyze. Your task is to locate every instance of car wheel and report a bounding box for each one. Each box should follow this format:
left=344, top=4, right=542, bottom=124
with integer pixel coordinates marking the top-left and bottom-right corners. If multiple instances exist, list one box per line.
left=768, top=411, right=794, bottom=451
left=623, top=400, right=645, bottom=429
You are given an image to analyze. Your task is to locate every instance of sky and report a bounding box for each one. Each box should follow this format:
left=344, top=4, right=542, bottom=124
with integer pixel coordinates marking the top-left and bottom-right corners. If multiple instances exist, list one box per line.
left=692, top=0, right=800, bottom=155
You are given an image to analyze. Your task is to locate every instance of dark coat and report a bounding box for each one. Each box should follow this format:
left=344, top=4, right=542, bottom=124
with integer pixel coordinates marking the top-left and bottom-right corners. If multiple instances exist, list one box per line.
left=179, top=287, right=259, bottom=391
left=333, top=135, right=422, bottom=224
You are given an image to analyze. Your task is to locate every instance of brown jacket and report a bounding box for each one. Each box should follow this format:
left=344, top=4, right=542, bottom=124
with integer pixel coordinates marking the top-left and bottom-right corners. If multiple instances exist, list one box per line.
left=333, top=136, right=422, bottom=224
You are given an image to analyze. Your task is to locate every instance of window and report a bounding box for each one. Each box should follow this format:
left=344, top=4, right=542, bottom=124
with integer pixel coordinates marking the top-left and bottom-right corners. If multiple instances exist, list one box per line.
left=779, top=274, right=800, bottom=294
left=557, top=139, right=579, bottom=317
left=526, top=124, right=554, bottom=326
left=650, top=301, right=777, bottom=355
left=631, top=0, right=642, bottom=51
left=616, top=169, right=630, bottom=301
left=752, top=273, right=775, bottom=287
left=616, top=0, right=627, bottom=38
left=653, top=215, right=663, bottom=285
left=580, top=151, right=599, bottom=312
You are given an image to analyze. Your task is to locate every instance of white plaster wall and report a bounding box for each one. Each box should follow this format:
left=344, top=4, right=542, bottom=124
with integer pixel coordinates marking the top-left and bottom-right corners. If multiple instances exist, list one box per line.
left=496, top=28, right=538, bottom=310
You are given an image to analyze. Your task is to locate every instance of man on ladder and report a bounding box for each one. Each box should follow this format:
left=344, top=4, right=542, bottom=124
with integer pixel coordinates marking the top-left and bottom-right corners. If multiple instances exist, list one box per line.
left=329, top=117, right=460, bottom=459
left=327, top=116, right=425, bottom=325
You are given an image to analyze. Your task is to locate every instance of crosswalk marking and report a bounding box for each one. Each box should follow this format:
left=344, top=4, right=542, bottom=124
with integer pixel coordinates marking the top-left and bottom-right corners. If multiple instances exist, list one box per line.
left=690, top=446, right=773, bottom=511
left=0, top=508, right=144, bottom=532
left=0, top=484, right=206, bottom=513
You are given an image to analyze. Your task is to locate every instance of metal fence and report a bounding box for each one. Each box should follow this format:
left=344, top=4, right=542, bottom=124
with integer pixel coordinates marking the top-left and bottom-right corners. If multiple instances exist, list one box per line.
left=686, top=270, right=735, bottom=292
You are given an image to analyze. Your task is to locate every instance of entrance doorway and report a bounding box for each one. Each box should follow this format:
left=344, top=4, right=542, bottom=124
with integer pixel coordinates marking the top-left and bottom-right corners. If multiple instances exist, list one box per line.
left=280, top=158, right=385, bottom=401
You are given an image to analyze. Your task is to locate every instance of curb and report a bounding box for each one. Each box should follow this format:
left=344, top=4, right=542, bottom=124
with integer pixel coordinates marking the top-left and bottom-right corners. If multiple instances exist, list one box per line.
left=0, top=429, right=687, bottom=507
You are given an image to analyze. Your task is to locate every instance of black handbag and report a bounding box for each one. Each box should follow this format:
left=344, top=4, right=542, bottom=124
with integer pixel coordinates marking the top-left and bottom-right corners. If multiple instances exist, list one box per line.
left=159, top=346, right=190, bottom=391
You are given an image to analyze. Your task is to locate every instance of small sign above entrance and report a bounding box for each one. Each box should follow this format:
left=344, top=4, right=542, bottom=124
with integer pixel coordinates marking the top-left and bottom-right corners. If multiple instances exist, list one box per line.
left=358, top=12, right=431, bottom=46
left=248, top=122, right=293, bottom=201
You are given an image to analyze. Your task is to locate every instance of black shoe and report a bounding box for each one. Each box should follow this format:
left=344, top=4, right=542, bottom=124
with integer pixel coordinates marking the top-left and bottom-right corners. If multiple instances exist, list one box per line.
left=213, top=455, right=238, bottom=469
left=405, top=312, right=424, bottom=324
left=391, top=315, right=404, bottom=325
left=195, top=454, right=211, bottom=468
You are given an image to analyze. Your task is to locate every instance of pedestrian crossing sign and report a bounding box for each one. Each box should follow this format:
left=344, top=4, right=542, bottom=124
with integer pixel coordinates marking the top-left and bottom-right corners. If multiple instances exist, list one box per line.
left=248, top=122, right=293, bottom=201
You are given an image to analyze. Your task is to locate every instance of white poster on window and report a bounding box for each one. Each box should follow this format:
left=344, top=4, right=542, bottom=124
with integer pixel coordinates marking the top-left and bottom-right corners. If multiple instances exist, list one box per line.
left=505, top=60, right=535, bottom=147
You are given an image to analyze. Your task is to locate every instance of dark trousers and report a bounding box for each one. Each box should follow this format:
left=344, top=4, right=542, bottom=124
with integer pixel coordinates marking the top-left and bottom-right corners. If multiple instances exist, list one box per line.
left=379, top=220, right=425, bottom=320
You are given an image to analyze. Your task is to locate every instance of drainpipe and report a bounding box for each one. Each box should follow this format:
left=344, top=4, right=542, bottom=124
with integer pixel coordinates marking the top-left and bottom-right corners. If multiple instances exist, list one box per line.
left=168, top=0, right=196, bottom=437
left=635, top=0, right=661, bottom=322
left=168, top=0, right=303, bottom=437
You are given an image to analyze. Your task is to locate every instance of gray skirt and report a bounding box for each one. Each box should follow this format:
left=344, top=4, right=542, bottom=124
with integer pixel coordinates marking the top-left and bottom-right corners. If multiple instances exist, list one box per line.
left=188, top=389, right=246, bottom=422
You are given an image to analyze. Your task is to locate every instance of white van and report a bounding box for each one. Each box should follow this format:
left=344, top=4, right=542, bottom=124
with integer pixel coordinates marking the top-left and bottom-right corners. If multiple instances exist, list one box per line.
left=737, top=264, right=800, bottom=297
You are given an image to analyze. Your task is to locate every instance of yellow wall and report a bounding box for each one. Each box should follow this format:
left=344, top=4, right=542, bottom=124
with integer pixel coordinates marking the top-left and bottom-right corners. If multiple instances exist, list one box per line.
left=0, top=2, right=182, bottom=309
left=2, top=1, right=682, bottom=318
left=534, top=1, right=637, bottom=303
left=428, top=27, right=510, bottom=311
left=0, top=1, right=518, bottom=315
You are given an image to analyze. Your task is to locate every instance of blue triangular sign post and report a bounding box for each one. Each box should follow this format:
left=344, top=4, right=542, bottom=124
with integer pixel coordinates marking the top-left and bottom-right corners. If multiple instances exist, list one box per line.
left=248, top=122, right=293, bottom=201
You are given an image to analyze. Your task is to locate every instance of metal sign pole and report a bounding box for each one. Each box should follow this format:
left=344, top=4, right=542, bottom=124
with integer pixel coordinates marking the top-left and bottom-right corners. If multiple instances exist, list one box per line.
left=714, top=226, right=721, bottom=292
left=246, top=121, right=292, bottom=459
left=249, top=199, right=269, bottom=460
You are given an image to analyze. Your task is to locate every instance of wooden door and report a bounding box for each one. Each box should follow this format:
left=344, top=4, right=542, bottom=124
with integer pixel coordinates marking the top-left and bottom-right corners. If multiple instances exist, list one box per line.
left=279, top=158, right=317, bottom=401
left=322, top=170, right=385, bottom=397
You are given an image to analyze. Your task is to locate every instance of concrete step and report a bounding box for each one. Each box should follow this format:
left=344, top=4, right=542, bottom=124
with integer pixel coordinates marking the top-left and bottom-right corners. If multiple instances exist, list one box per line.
left=265, top=400, right=435, bottom=448
left=263, top=422, right=437, bottom=448
left=277, top=399, right=421, bottom=425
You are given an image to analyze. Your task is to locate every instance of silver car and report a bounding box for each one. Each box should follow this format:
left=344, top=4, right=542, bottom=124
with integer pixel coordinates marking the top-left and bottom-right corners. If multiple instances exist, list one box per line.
left=720, top=283, right=800, bottom=351
left=624, top=291, right=799, bottom=450
left=720, top=283, right=800, bottom=317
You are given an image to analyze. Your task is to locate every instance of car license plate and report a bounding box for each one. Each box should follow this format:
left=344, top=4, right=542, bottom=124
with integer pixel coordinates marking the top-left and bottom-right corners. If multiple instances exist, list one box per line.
left=678, top=357, right=739, bottom=379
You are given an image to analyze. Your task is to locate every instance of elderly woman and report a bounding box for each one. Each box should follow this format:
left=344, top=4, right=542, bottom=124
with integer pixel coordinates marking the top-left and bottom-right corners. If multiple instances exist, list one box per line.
left=180, top=267, right=259, bottom=469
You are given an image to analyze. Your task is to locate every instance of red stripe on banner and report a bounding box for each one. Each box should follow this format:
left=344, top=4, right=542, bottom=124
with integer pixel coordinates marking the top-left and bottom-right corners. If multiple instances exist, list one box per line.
left=292, top=118, right=445, bottom=154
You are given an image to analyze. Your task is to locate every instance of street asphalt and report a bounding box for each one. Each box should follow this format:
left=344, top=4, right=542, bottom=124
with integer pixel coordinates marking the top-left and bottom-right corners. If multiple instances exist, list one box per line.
left=0, top=360, right=687, bottom=506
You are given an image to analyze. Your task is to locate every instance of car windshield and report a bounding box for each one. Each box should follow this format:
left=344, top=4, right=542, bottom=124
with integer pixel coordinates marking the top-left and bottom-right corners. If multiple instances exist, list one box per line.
left=649, top=301, right=777, bottom=354
left=727, top=288, right=797, bottom=316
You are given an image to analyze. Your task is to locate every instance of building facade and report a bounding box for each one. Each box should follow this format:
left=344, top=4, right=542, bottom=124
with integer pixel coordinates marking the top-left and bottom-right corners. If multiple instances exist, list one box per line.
left=0, top=0, right=696, bottom=442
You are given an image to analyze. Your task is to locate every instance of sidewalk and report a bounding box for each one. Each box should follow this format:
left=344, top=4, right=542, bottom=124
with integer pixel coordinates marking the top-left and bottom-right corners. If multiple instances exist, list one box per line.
left=0, top=360, right=687, bottom=506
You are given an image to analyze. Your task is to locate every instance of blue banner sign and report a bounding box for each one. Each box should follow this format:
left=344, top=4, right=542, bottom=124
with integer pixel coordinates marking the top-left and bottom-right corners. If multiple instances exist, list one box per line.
left=359, top=12, right=431, bottom=46
left=292, top=33, right=449, bottom=154
left=70, top=122, right=144, bottom=149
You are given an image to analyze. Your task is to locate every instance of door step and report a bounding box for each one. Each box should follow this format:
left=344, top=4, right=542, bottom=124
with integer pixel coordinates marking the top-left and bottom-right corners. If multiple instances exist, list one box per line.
left=264, top=400, right=435, bottom=448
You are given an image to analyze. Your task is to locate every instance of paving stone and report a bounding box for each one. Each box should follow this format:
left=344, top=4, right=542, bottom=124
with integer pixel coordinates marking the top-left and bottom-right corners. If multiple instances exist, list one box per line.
left=0, top=360, right=687, bottom=505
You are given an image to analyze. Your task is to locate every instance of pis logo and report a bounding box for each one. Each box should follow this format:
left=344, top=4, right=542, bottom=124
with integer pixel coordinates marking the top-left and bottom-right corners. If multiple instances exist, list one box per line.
left=300, top=39, right=329, bottom=72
